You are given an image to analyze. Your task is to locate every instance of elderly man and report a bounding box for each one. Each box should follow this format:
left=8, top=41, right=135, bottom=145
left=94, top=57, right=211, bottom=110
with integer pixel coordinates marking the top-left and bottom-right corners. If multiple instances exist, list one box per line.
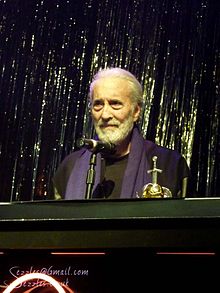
left=51, top=67, right=190, bottom=200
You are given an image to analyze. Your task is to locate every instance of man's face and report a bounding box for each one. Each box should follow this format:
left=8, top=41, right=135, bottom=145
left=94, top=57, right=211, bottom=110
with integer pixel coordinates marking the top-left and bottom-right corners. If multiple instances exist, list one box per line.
left=91, top=77, right=140, bottom=145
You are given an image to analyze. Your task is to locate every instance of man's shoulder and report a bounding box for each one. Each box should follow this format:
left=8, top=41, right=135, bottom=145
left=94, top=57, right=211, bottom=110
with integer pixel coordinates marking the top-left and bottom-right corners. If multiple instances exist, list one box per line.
left=60, top=148, right=86, bottom=167
left=144, top=139, right=183, bottom=159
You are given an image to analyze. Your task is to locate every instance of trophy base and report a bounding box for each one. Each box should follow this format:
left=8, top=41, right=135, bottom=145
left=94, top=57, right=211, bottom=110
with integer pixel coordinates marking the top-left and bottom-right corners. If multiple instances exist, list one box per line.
left=140, top=183, right=172, bottom=198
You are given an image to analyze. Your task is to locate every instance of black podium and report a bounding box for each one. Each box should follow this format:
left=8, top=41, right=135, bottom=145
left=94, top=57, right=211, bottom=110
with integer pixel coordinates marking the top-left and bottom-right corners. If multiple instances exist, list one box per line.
left=0, top=198, right=220, bottom=292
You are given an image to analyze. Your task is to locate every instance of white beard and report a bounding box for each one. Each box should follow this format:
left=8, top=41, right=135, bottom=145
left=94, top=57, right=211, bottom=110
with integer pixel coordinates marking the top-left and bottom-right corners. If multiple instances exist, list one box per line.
left=94, top=112, right=135, bottom=145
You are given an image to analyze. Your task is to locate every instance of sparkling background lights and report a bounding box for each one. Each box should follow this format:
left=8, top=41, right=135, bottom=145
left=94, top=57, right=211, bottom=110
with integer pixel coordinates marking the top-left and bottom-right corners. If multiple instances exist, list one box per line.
left=0, top=0, right=219, bottom=201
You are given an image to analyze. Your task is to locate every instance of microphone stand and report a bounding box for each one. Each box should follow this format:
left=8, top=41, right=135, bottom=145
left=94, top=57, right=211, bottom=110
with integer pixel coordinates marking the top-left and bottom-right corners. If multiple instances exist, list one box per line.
left=81, top=139, right=115, bottom=199
left=85, top=151, right=97, bottom=199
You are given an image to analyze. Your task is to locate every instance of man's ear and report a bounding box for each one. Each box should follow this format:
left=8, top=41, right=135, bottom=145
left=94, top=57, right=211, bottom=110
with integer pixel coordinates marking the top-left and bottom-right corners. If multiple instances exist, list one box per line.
left=133, top=104, right=141, bottom=122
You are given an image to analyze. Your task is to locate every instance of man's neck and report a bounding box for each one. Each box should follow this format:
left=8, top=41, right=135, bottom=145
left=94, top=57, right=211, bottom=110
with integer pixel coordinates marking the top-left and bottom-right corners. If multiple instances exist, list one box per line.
left=113, top=134, right=132, bottom=158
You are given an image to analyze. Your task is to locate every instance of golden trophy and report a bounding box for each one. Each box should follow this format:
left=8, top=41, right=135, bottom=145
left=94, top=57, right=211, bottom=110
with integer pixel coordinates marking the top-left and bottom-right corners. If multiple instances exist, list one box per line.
left=141, top=156, right=172, bottom=198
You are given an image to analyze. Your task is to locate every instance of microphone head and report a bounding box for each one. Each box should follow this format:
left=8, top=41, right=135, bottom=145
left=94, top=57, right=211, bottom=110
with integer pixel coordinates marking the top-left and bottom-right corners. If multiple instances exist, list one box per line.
left=76, top=138, right=116, bottom=155
left=98, top=141, right=116, bottom=155
left=76, top=138, right=87, bottom=148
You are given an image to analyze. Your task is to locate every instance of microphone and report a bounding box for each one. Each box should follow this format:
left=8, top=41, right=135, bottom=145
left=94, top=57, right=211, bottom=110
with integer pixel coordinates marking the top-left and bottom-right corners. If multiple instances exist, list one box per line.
left=76, top=138, right=116, bottom=154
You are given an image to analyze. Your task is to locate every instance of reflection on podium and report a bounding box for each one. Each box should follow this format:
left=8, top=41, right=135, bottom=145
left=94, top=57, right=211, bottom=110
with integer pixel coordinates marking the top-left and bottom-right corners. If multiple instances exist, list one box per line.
left=0, top=198, right=220, bottom=292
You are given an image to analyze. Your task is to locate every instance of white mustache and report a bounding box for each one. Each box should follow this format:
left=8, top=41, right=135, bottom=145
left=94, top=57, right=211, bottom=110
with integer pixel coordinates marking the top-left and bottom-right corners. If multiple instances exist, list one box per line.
left=97, top=120, right=120, bottom=128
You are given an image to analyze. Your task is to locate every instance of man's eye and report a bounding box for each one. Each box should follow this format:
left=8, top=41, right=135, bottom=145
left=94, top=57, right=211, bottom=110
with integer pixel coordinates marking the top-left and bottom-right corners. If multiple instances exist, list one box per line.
left=111, top=101, right=123, bottom=109
left=92, top=101, right=103, bottom=110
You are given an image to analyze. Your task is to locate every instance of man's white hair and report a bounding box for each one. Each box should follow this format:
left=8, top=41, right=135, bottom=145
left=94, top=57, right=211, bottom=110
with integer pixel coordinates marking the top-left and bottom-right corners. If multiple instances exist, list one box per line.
left=89, top=67, right=143, bottom=109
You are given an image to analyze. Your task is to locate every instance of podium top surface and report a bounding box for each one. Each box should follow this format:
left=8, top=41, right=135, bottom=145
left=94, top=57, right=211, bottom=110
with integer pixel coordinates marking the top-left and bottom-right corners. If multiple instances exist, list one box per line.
left=0, top=197, right=220, bottom=221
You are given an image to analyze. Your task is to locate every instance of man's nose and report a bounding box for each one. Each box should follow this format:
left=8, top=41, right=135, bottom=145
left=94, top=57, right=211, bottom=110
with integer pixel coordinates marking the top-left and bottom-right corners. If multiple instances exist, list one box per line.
left=101, top=104, right=112, bottom=120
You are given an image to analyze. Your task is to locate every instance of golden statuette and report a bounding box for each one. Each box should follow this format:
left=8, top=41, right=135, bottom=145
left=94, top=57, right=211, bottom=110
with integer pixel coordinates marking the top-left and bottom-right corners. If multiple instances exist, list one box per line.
left=141, top=156, right=172, bottom=198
